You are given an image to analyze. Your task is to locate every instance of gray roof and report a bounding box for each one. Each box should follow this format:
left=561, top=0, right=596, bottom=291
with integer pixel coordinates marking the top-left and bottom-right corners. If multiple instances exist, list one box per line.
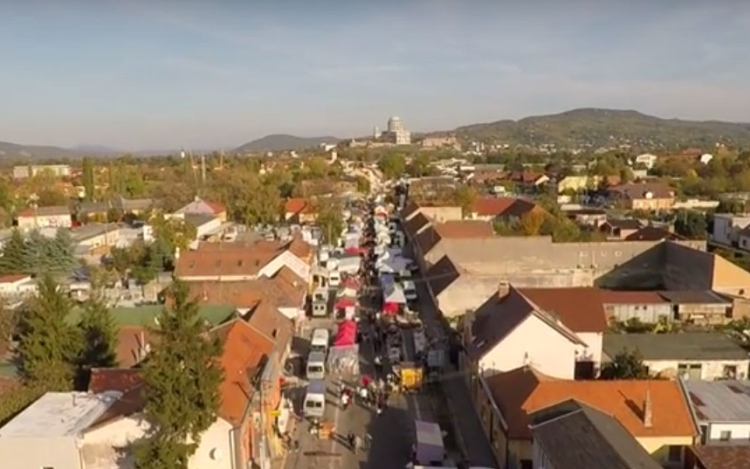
left=530, top=399, right=663, bottom=469
left=603, top=333, right=749, bottom=361
left=683, top=380, right=750, bottom=423
left=185, top=213, right=218, bottom=228
left=658, top=290, right=730, bottom=305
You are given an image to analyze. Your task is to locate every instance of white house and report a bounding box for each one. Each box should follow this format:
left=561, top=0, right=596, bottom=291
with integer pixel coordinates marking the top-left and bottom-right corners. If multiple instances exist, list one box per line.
left=634, top=153, right=658, bottom=169
left=603, top=332, right=750, bottom=381
left=682, top=380, right=750, bottom=445
left=0, top=274, right=36, bottom=298
left=16, top=205, right=72, bottom=231
left=712, top=213, right=750, bottom=247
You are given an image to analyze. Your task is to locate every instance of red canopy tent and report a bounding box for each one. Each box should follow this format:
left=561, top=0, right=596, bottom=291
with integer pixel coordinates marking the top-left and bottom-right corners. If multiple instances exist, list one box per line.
left=334, top=320, right=357, bottom=346
left=334, top=296, right=357, bottom=311
left=382, top=301, right=399, bottom=315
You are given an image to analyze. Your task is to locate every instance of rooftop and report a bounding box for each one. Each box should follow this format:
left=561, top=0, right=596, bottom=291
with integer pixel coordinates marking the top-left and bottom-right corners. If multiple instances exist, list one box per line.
left=603, top=333, right=748, bottom=361
left=0, top=391, right=121, bottom=438
left=485, top=366, right=696, bottom=439
left=683, top=380, right=750, bottom=423
left=692, top=445, right=750, bottom=469
left=530, top=399, right=662, bottom=469
left=658, top=290, right=730, bottom=304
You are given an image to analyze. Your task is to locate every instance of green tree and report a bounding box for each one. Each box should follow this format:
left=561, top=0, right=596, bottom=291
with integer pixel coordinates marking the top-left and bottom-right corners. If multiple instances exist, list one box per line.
left=0, top=300, right=18, bottom=355
left=377, top=153, right=406, bottom=180
left=315, top=198, right=344, bottom=244
left=134, top=281, right=222, bottom=469
left=78, top=281, right=118, bottom=373
left=674, top=210, right=707, bottom=239
left=355, top=175, right=371, bottom=194
left=0, top=229, right=29, bottom=273
left=453, top=185, right=477, bottom=217
left=407, top=154, right=434, bottom=177
left=82, top=157, right=96, bottom=201
left=600, top=349, right=649, bottom=380
left=17, top=274, right=79, bottom=391
left=50, top=229, right=77, bottom=274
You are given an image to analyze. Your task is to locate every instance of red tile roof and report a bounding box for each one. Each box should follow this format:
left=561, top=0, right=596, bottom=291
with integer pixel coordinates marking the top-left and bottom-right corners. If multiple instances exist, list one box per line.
left=204, top=200, right=227, bottom=214
left=0, top=274, right=30, bottom=284
left=88, top=368, right=144, bottom=393
left=211, top=319, right=275, bottom=426
left=691, top=446, right=750, bottom=469
left=471, top=197, right=517, bottom=217
left=600, top=290, right=667, bottom=304
left=284, top=198, right=308, bottom=214
left=174, top=240, right=286, bottom=278
left=116, top=325, right=155, bottom=368
left=518, top=287, right=608, bottom=333
left=486, top=366, right=696, bottom=439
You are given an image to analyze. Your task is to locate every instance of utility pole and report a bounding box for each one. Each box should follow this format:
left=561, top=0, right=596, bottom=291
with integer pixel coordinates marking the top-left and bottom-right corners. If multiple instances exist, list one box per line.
left=201, top=153, right=207, bottom=185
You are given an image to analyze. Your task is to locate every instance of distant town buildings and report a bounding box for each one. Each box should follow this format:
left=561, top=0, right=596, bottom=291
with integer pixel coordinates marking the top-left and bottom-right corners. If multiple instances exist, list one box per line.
left=13, top=164, right=71, bottom=180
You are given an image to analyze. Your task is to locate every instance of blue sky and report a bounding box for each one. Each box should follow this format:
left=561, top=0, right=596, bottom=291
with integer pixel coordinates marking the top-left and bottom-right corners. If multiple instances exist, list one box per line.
left=1, top=0, right=749, bottom=150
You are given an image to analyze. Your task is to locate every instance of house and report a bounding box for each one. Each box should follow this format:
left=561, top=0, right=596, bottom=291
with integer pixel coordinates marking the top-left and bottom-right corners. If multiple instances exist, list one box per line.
left=565, top=208, right=607, bottom=228
left=737, top=225, right=750, bottom=252
left=687, top=446, right=750, bottom=469
left=414, top=220, right=495, bottom=270
left=175, top=196, right=228, bottom=222
left=508, top=171, right=550, bottom=193
left=600, top=218, right=644, bottom=240
left=711, top=213, right=750, bottom=247
left=603, top=333, right=749, bottom=380
left=607, top=183, right=675, bottom=211
left=474, top=366, right=696, bottom=469
left=175, top=237, right=313, bottom=283
left=682, top=380, right=750, bottom=445
left=634, top=153, right=658, bottom=169
left=283, top=198, right=316, bottom=223
left=16, top=205, right=72, bottom=230
left=469, top=197, right=544, bottom=223
left=76, top=196, right=153, bottom=221
left=601, top=290, right=672, bottom=324
left=464, top=285, right=607, bottom=380
left=0, top=274, right=36, bottom=299
left=530, top=399, right=663, bottom=469
left=625, top=226, right=684, bottom=242
left=401, top=199, right=463, bottom=223
left=658, top=290, right=733, bottom=325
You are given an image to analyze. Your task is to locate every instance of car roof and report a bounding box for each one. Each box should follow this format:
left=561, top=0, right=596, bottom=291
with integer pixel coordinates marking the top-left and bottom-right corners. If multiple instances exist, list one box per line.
left=308, top=351, right=327, bottom=361
left=307, top=379, right=326, bottom=394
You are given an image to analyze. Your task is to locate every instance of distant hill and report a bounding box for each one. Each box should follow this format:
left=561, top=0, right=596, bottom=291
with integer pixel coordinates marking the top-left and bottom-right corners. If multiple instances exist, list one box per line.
left=70, top=144, right=120, bottom=155
left=451, top=108, right=750, bottom=150
left=235, top=134, right=340, bottom=152
left=0, top=141, right=76, bottom=161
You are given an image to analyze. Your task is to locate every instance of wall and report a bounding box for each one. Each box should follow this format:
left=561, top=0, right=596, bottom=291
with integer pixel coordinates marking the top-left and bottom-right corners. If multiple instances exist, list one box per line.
left=479, top=315, right=577, bottom=379
left=638, top=436, right=693, bottom=466
left=0, top=436, right=78, bottom=469
left=712, top=214, right=750, bottom=246
left=706, top=422, right=750, bottom=444
left=18, top=214, right=72, bottom=230
left=532, top=440, right=557, bottom=469
left=576, top=332, right=603, bottom=367
left=644, top=359, right=750, bottom=381
left=676, top=303, right=731, bottom=325
left=711, top=254, right=750, bottom=297
left=81, top=415, right=233, bottom=469
left=417, top=206, right=463, bottom=222
left=604, top=303, right=673, bottom=323
left=663, top=242, right=715, bottom=291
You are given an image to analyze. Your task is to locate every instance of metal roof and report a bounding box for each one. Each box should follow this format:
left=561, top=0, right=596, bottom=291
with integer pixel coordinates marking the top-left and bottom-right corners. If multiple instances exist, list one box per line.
left=684, top=380, right=750, bottom=423
left=603, top=333, right=749, bottom=361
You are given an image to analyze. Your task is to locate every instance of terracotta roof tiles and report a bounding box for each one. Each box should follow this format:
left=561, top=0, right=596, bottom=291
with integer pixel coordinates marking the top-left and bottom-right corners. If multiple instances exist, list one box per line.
left=518, top=287, right=608, bottom=333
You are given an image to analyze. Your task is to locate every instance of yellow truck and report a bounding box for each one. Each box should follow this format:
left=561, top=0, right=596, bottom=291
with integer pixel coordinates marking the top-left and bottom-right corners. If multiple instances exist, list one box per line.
left=400, top=362, right=424, bottom=392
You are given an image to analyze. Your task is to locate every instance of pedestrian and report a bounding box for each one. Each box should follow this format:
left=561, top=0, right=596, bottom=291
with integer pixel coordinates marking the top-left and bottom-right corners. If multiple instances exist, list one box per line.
left=347, top=432, right=356, bottom=450
left=353, top=435, right=362, bottom=454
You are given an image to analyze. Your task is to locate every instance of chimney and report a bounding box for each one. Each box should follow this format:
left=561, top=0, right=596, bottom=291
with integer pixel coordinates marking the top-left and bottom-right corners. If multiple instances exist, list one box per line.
left=643, top=390, right=653, bottom=428
left=497, top=282, right=510, bottom=299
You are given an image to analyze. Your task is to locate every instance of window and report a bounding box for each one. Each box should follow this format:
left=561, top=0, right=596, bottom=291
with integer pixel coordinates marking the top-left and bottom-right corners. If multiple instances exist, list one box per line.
left=724, top=365, right=738, bottom=379
left=667, top=445, right=682, bottom=462
left=520, top=460, right=533, bottom=469
left=720, top=430, right=732, bottom=441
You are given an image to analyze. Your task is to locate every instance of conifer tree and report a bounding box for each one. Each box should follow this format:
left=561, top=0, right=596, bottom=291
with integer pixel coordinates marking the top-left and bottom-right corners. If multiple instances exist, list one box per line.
left=134, top=280, right=222, bottom=469
left=78, top=280, right=118, bottom=372
left=17, top=274, right=79, bottom=391
left=0, top=228, right=28, bottom=273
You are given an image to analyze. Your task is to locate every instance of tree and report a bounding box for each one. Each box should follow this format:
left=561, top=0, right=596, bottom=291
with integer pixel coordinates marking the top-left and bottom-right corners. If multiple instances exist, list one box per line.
left=674, top=210, right=707, bottom=239
left=355, top=175, right=371, bottom=194
left=134, top=281, right=222, bottom=469
left=600, top=348, right=649, bottom=380
left=17, top=274, right=79, bottom=391
left=520, top=210, right=546, bottom=236
left=315, top=198, right=344, bottom=245
left=453, top=185, right=477, bottom=217
left=78, top=280, right=118, bottom=375
left=0, top=229, right=28, bottom=273
left=407, top=154, right=434, bottom=177
left=0, top=300, right=18, bottom=355
left=377, top=153, right=406, bottom=180
left=82, top=157, right=95, bottom=201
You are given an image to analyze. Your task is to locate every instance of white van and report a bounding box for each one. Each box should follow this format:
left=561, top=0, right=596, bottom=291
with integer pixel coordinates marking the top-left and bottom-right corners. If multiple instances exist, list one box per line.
left=310, top=328, right=330, bottom=354
left=328, top=270, right=341, bottom=288
left=306, top=351, right=327, bottom=380
left=303, top=380, right=326, bottom=419
left=403, top=280, right=418, bottom=302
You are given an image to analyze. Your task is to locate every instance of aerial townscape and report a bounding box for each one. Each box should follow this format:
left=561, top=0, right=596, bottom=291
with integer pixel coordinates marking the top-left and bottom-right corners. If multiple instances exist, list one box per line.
left=3, top=3, right=750, bottom=469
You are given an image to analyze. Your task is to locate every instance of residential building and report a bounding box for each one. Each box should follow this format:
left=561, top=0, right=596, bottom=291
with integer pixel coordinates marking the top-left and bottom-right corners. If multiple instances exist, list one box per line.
left=13, top=164, right=71, bottom=180
left=175, top=237, right=313, bottom=283
left=682, top=380, right=750, bottom=445
left=601, top=290, right=672, bottom=323
left=658, top=290, right=734, bottom=325
left=0, top=274, right=36, bottom=299
left=283, top=198, right=316, bottom=223
left=634, top=153, right=658, bottom=169
left=464, top=286, right=607, bottom=379
left=421, top=135, right=459, bottom=149
left=469, top=196, right=543, bottom=223
left=16, top=205, right=72, bottom=230
left=401, top=199, right=463, bottom=223
left=175, top=196, right=228, bottom=222
left=474, top=366, right=696, bottom=469
left=600, top=218, right=643, bottom=240
left=530, top=399, right=663, bottom=469
left=625, top=226, right=684, bottom=242
left=603, top=333, right=749, bottom=380
left=414, top=220, right=495, bottom=271
left=687, top=446, right=750, bottom=469
left=738, top=225, right=750, bottom=252
left=712, top=213, right=750, bottom=247
left=565, top=208, right=607, bottom=228
left=607, top=182, right=675, bottom=211
left=77, top=196, right=153, bottom=221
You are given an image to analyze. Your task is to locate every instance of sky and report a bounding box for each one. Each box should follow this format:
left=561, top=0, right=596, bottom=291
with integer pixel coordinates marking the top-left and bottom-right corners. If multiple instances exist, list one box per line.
left=1, top=0, right=749, bottom=150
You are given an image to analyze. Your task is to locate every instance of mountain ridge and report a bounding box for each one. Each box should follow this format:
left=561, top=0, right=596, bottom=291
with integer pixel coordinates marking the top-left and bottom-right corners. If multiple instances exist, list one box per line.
left=235, top=134, right=340, bottom=152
